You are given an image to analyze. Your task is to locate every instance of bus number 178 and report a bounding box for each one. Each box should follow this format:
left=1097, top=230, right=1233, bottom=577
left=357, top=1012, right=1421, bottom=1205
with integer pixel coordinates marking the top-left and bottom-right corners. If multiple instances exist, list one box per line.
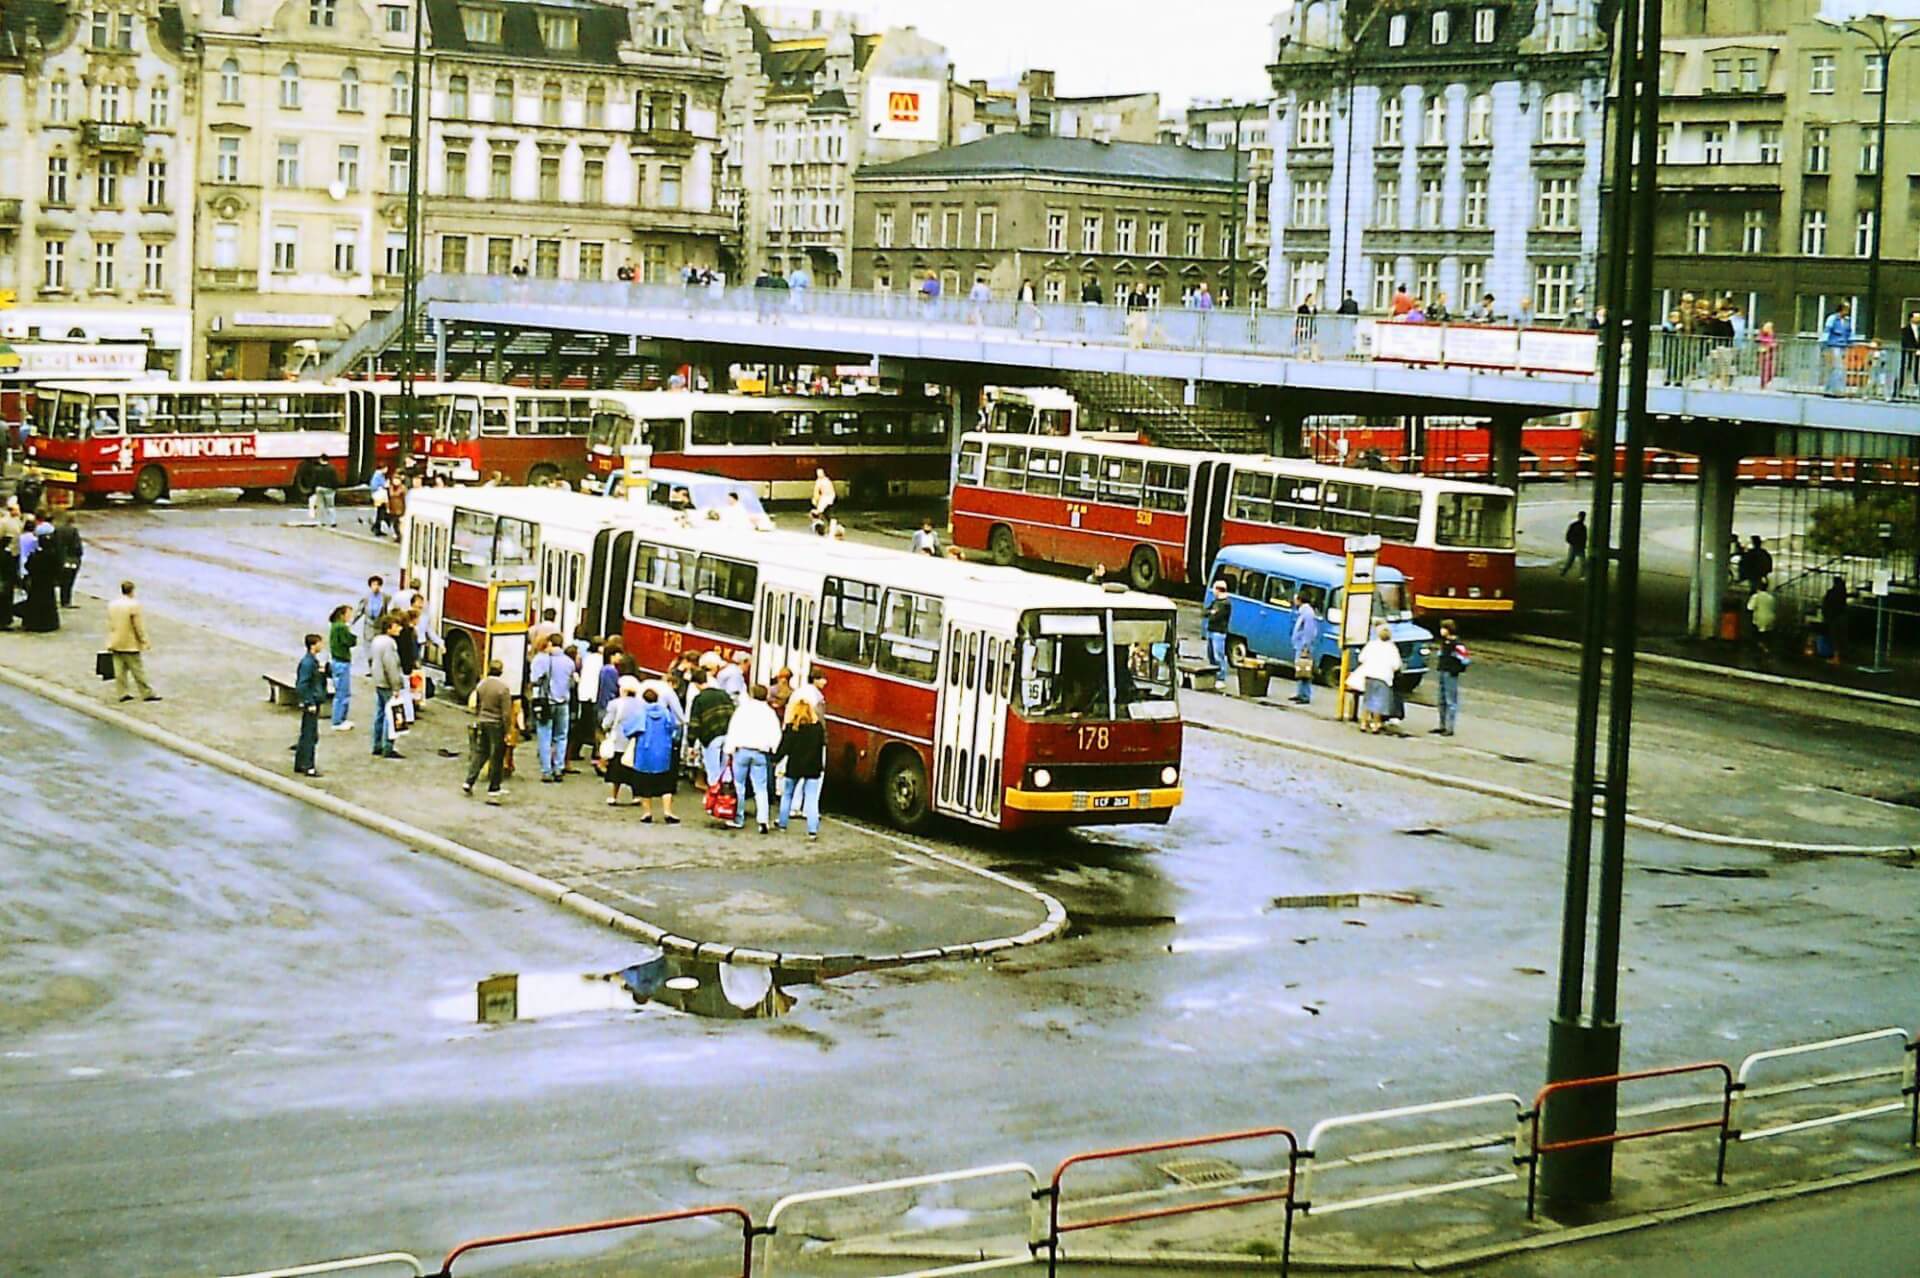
left=1076, top=726, right=1111, bottom=751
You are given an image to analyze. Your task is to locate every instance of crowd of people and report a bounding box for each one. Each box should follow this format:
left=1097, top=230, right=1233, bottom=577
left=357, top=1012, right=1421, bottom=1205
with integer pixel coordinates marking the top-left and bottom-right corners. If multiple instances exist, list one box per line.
left=0, top=497, right=83, bottom=634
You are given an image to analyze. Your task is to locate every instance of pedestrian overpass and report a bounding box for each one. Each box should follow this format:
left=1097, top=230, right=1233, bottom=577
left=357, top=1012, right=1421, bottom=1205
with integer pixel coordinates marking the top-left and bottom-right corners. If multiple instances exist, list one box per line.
left=319, top=274, right=1920, bottom=634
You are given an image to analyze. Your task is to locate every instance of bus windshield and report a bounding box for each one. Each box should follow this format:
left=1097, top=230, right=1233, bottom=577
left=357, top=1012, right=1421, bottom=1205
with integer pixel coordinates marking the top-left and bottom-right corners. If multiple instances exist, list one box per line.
left=589, top=411, right=632, bottom=452
left=44, top=392, right=95, bottom=439
left=1436, top=492, right=1516, bottom=549
left=1017, top=609, right=1177, bottom=721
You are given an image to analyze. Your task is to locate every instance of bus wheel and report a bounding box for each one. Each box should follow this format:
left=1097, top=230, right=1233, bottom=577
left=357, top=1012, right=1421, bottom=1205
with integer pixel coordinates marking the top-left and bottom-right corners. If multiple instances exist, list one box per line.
left=988, top=525, right=1018, bottom=566
left=526, top=463, right=559, bottom=488
left=444, top=631, right=480, bottom=702
left=1127, top=547, right=1161, bottom=592
left=881, top=748, right=930, bottom=831
left=132, top=465, right=168, bottom=504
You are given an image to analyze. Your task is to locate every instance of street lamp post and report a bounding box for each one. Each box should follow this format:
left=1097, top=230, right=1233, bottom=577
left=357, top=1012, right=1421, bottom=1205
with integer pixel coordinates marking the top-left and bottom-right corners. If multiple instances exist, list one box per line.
left=1226, top=100, right=1253, bottom=308
left=1826, top=14, right=1920, bottom=341
left=398, top=0, right=427, bottom=462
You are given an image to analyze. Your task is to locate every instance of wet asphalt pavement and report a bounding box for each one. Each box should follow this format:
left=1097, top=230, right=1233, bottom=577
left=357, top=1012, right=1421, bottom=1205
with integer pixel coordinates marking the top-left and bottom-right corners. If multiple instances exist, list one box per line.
left=5, top=496, right=1920, bottom=1276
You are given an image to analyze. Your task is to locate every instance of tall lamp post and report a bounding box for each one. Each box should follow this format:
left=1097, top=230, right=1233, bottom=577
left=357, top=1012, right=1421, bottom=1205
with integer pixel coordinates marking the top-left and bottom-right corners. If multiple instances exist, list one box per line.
left=1824, top=13, right=1920, bottom=341
left=398, top=0, right=427, bottom=461
left=1226, top=100, right=1254, bottom=308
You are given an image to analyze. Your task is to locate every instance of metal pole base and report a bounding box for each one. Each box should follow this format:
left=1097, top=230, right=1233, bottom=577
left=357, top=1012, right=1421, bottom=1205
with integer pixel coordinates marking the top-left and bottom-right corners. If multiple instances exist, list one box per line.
left=1541, top=1016, right=1623, bottom=1206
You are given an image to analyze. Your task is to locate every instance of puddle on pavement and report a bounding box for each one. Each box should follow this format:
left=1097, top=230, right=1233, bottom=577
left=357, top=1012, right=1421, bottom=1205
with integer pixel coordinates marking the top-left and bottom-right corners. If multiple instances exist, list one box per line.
left=432, top=950, right=801, bottom=1025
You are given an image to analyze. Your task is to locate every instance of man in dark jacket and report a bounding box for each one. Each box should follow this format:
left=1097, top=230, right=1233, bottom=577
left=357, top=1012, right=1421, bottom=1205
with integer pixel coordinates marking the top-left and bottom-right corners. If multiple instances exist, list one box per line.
left=294, top=632, right=326, bottom=777
left=46, top=513, right=83, bottom=608
left=1337, top=290, right=1360, bottom=316
left=1898, top=311, right=1920, bottom=398
left=1737, top=535, right=1773, bottom=591
left=688, top=668, right=735, bottom=789
left=1203, top=580, right=1234, bottom=689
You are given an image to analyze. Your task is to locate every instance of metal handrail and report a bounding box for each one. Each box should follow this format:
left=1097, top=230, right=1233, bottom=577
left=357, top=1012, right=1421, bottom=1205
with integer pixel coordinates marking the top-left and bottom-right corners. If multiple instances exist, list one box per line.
left=1526, top=1062, right=1735, bottom=1218
left=760, top=1163, right=1042, bottom=1278
left=221, top=1255, right=425, bottom=1278
left=435, top=1205, right=754, bottom=1277
left=1299, top=1093, right=1527, bottom=1217
left=1732, top=1028, right=1916, bottom=1145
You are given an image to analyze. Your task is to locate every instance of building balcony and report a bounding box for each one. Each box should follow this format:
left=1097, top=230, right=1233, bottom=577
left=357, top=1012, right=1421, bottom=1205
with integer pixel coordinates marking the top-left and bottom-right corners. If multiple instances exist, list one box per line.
left=632, top=208, right=735, bottom=237
left=0, top=198, right=21, bottom=228
left=1656, top=162, right=1783, bottom=192
left=82, top=121, right=146, bottom=151
left=197, top=267, right=260, bottom=290
left=631, top=126, right=696, bottom=151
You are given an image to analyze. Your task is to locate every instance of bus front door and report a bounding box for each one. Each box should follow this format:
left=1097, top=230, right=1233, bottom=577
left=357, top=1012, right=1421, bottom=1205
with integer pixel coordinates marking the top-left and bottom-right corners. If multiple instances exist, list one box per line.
left=540, top=545, right=587, bottom=643
left=935, top=627, right=1011, bottom=823
left=755, top=587, right=815, bottom=687
left=1186, top=460, right=1231, bottom=588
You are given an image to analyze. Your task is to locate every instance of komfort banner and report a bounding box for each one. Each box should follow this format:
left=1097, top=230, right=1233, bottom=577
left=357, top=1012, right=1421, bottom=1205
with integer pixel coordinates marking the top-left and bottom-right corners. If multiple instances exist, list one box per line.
left=866, top=75, right=943, bottom=142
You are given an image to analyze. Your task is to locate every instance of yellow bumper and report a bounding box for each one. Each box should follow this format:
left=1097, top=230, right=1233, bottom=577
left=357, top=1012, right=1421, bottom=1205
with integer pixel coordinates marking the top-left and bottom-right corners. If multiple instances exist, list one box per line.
left=1002, top=786, right=1185, bottom=813
left=25, top=465, right=78, bottom=484
left=1414, top=594, right=1513, bottom=613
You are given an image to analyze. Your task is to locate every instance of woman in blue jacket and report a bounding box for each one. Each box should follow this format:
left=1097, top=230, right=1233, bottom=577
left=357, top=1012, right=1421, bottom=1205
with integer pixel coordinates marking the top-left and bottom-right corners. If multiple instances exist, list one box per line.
left=628, top=688, right=681, bottom=824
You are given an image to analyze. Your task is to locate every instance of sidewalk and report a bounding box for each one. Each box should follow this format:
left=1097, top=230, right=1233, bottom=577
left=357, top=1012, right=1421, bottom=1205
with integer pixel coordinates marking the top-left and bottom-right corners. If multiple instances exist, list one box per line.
left=0, top=601, right=1061, bottom=972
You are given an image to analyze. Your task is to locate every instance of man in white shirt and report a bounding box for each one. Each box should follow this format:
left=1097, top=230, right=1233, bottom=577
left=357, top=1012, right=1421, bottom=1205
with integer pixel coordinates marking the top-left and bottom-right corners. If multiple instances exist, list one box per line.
left=723, top=684, right=783, bottom=832
left=791, top=668, right=828, bottom=712
left=713, top=648, right=750, bottom=701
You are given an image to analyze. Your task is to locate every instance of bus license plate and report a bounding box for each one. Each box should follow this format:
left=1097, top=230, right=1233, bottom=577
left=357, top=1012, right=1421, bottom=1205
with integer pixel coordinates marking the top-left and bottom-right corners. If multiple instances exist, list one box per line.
left=1090, top=794, right=1133, bottom=809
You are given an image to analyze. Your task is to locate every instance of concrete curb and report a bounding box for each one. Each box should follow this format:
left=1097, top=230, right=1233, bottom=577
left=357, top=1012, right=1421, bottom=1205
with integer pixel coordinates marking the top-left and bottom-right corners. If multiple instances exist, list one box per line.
left=0, top=660, right=1067, bottom=973
left=1506, top=632, right=1920, bottom=710
left=1190, top=717, right=1920, bottom=859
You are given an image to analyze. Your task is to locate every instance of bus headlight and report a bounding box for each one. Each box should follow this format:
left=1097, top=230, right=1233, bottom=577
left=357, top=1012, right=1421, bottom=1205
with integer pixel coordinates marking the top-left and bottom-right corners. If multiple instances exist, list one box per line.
left=1161, top=766, right=1178, bottom=786
left=1032, top=768, right=1051, bottom=790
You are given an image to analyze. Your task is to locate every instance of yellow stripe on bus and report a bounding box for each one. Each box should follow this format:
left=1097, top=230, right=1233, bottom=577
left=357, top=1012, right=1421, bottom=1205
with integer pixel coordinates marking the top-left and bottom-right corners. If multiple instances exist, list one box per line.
left=1002, top=787, right=1185, bottom=813
left=1414, top=595, right=1513, bottom=613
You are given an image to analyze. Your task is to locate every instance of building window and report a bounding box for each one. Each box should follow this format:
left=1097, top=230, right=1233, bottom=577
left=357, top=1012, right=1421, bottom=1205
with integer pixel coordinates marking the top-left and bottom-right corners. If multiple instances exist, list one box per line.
left=49, top=79, right=70, bottom=122
left=92, top=157, right=121, bottom=206
left=1431, top=10, right=1450, bottom=44
left=1291, top=258, right=1325, bottom=307
left=1296, top=98, right=1330, bottom=148
left=1185, top=220, right=1204, bottom=256
left=337, top=144, right=360, bottom=192
left=212, top=222, right=239, bottom=269
left=1379, top=97, right=1402, bottom=146
left=384, top=4, right=408, bottom=32
left=582, top=157, right=604, bottom=203
left=443, top=147, right=466, bottom=195
left=539, top=12, right=578, bottom=50
left=1387, top=13, right=1407, bottom=46
left=1415, top=258, right=1440, bottom=305
left=1423, top=96, right=1446, bottom=146
left=579, top=241, right=604, bottom=280
left=1371, top=260, right=1395, bottom=312
left=493, top=77, right=513, bottom=122
left=89, top=10, right=107, bottom=47
left=1855, top=210, right=1876, bottom=258
left=1115, top=217, right=1136, bottom=254
left=310, top=0, right=336, bottom=26
left=1807, top=127, right=1830, bottom=174
left=463, top=6, right=502, bottom=43
left=1420, top=177, right=1442, bottom=227
left=1144, top=215, right=1165, bottom=252
left=337, top=66, right=361, bottom=113
left=1464, top=176, right=1487, bottom=227
left=148, top=83, right=171, bottom=128
left=1810, top=53, right=1835, bottom=93
left=1863, top=52, right=1885, bottom=94
left=487, top=236, right=512, bottom=274
left=876, top=209, right=895, bottom=248
left=659, top=164, right=681, bottom=207
left=144, top=158, right=167, bottom=206
left=441, top=235, right=468, bottom=273
left=1474, top=8, right=1495, bottom=42
left=534, top=238, right=560, bottom=278
left=273, top=225, right=299, bottom=273
left=386, top=145, right=410, bottom=192
left=447, top=75, right=468, bottom=117
left=1373, top=177, right=1398, bottom=228
left=1545, top=12, right=1580, bottom=51
left=1043, top=276, right=1064, bottom=304
left=216, top=136, right=240, bottom=183
left=1712, top=58, right=1732, bottom=94
left=98, top=83, right=123, bottom=123
left=143, top=243, right=166, bottom=292
left=383, top=231, right=407, bottom=277
left=1292, top=179, right=1327, bottom=227
left=1541, top=93, right=1581, bottom=143
left=276, top=140, right=301, bottom=187
left=1703, top=128, right=1725, bottom=164
left=42, top=239, right=67, bottom=291
left=1082, top=215, right=1102, bottom=253
left=489, top=150, right=512, bottom=200
left=1467, top=93, right=1492, bottom=144
left=542, top=80, right=562, bottom=126
left=280, top=62, right=302, bottom=110
left=1758, top=126, right=1782, bottom=164
left=978, top=207, right=999, bottom=249
left=585, top=84, right=605, bottom=128
left=1536, top=177, right=1577, bottom=230
left=1534, top=262, right=1574, bottom=319
left=1860, top=134, right=1880, bottom=175
left=93, top=239, right=117, bottom=291
left=1046, top=210, right=1066, bottom=251
left=538, top=154, right=559, bottom=201
left=330, top=229, right=356, bottom=274
left=45, top=155, right=68, bottom=205
left=1461, top=259, right=1485, bottom=307
left=1686, top=209, right=1709, bottom=253
left=1740, top=57, right=1760, bottom=91
left=1742, top=210, right=1765, bottom=253
left=1801, top=209, right=1827, bottom=256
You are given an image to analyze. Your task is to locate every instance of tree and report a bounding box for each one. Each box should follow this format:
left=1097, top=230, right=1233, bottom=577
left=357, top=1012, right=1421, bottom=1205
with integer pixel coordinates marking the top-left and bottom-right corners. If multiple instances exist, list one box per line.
left=1804, top=491, right=1917, bottom=560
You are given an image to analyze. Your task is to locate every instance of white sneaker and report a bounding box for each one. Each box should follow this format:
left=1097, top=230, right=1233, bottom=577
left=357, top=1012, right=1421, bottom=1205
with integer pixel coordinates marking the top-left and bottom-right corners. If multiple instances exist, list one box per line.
left=332, top=721, right=355, bottom=731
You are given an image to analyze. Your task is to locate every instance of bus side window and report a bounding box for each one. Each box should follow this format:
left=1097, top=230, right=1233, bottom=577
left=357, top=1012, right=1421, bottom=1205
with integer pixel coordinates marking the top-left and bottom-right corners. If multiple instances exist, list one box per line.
left=1323, top=481, right=1375, bottom=535
left=819, top=576, right=882, bottom=666
left=876, top=589, right=943, bottom=683
left=480, top=402, right=511, bottom=436
left=911, top=411, right=947, bottom=444
left=630, top=542, right=692, bottom=625
left=1216, top=563, right=1241, bottom=595
left=956, top=440, right=984, bottom=485
left=1274, top=478, right=1320, bottom=529
left=1026, top=448, right=1062, bottom=496
left=734, top=412, right=775, bottom=447
left=690, top=411, right=729, bottom=446
left=1266, top=577, right=1296, bottom=607
left=1373, top=487, right=1421, bottom=540
left=984, top=443, right=1027, bottom=492
left=779, top=412, right=816, bottom=445
left=1231, top=469, right=1273, bottom=522
left=1240, top=571, right=1267, bottom=602
left=693, top=554, right=758, bottom=640
left=1100, top=457, right=1144, bottom=507
left=1145, top=462, right=1189, bottom=513
left=644, top=417, right=686, bottom=453
left=1061, top=452, right=1099, bottom=501
left=449, top=509, right=498, bottom=582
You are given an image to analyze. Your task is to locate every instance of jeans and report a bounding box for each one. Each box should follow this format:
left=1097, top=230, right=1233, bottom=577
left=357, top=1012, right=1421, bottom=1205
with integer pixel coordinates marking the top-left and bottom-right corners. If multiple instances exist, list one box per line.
left=702, top=737, right=725, bottom=788
left=781, top=775, right=823, bottom=834
left=313, top=486, right=337, bottom=526
left=295, top=705, right=320, bottom=772
left=329, top=659, right=352, bottom=725
left=111, top=651, right=154, bottom=699
left=535, top=701, right=571, bottom=777
left=1207, top=631, right=1229, bottom=683
left=373, top=688, right=393, bottom=755
left=1295, top=673, right=1313, bottom=703
left=466, top=721, right=506, bottom=793
left=1824, top=348, right=1847, bottom=395
left=1560, top=547, right=1585, bottom=577
left=1438, top=671, right=1460, bottom=734
left=730, top=748, right=771, bottom=828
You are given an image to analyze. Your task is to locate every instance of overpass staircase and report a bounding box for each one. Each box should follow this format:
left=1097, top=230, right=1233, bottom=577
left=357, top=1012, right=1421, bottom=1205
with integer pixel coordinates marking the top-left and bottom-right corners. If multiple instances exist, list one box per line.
left=1056, top=370, right=1269, bottom=454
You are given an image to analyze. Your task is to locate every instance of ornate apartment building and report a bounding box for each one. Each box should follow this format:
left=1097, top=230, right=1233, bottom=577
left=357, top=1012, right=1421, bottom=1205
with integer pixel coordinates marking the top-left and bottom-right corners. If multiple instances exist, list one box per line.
left=1263, top=0, right=1610, bottom=318
left=0, top=1, right=199, bottom=371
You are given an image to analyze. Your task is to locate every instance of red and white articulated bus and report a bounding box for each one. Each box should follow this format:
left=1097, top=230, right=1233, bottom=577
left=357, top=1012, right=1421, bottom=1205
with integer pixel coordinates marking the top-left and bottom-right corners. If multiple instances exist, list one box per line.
left=24, top=379, right=432, bottom=503
left=585, top=391, right=951, bottom=505
left=401, top=485, right=1184, bottom=832
left=426, top=384, right=598, bottom=488
left=951, top=431, right=1518, bottom=614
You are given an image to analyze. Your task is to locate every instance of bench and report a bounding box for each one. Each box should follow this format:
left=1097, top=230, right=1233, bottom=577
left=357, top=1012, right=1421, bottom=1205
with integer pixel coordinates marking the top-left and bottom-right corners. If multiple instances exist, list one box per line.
left=1177, top=638, right=1219, bottom=691
left=262, top=672, right=300, bottom=708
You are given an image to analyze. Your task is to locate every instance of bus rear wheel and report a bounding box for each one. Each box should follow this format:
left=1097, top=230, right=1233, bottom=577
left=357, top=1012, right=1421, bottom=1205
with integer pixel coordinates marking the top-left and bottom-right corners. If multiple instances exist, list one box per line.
left=526, top=463, right=560, bottom=488
left=988, top=525, right=1018, bottom=567
left=1127, top=546, right=1161, bottom=592
left=133, top=465, right=168, bottom=504
left=881, top=748, right=930, bottom=831
left=444, top=631, right=480, bottom=702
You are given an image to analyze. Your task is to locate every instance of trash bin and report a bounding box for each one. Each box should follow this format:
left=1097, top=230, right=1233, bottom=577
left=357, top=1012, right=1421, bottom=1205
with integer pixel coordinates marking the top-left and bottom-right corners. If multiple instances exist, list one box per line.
left=1234, top=663, right=1273, bottom=699
left=1718, top=606, right=1742, bottom=642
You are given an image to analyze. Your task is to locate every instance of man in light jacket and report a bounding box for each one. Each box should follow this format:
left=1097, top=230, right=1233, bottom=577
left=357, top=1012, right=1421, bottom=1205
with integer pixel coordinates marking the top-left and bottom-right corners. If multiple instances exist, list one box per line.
left=369, top=615, right=406, bottom=759
left=1289, top=597, right=1321, bottom=705
left=528, top=632, right=576, bottom=783
left=106, top=579, right=159, bottom=702
left=723, top=683, right=783, bottom=833
left=352, top=575, right=389, bottom=673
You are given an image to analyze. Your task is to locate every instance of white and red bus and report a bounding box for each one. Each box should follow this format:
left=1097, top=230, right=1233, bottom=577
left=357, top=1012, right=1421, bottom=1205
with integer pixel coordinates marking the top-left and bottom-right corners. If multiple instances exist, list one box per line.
left=951, top=431, right=1517, bottom=613
left=585, top=391, right=951, bottom=504
left=426, top=384, right=597, bottom=487
left=402, top=485, right=1184, bottom=832
left=23, top=379, right=420, bottom=503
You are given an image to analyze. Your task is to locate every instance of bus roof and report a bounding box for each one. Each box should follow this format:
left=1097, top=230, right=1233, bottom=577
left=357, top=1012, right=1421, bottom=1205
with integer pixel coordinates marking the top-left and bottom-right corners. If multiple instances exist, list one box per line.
left=591, top=390, right=940, bottom=412
left=961, top=429, right=1514, bottom=498
left=1213, top=540, right=1409, bottom=585
left=987, top=386, right=1077, bottom=409
left=38, top=379, right=364, bottom=395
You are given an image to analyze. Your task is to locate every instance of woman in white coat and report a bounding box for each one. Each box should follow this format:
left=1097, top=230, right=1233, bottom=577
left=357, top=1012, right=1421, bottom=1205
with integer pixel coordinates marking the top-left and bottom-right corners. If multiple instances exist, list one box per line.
left=1353, top=623, right=1403, bottom=735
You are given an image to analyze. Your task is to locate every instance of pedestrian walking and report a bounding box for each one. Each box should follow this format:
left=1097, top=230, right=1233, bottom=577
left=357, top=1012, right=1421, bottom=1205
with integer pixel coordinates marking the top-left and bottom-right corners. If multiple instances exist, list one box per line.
left=811, top=468, right=836, bottom=522
left=911, top=519, right=939, bottom=555
left=20, top=522, right=60, bottom=632
left=369, top=614, right=406, bottom=759
left=105, top=579, right=159, bottom=701
left=1820, top=576, right=1849, bottom=664
left=1288, top=596, right=1321, bottom=704
left=775, top=696, right=828, bottom=839
left=528, top=632, right=576, bottom=783
left=47, top=512, right=83, bottom=608
left=629, top=688, right=681, bottom=824
left=1429, top=619, right=1469, bottom=737
left=1822, top=303, right=1854, bottom=395
left=352, top=575, right=389, bottom=672
left=600, top=676, right=644, bottom=805
left=724, top=683, right=783, bottom=833
left=1746, top=583, right=1777, bottom=666
left=1757, top=321, right=1777, bottom=388
left=1353, top=623, right=1403, bottom=735
left=294, top=633, right=326, bottom=776
left=464, top=659, right=512, bottom=804
left=307, top=455, right=340, bottom=526
left=384, top=469, right=408, bottom=540
left=688, top=666, right=732, bottom=788
left=1736, top=535, right=1773, bottom=592
left=1203, top=580, right=1234, bottom=689
left=1560, top=511, right=1588, bottom=577
left=326, top=603, right=356, bottom=730
left=368, top=467, right=392, bottom=536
